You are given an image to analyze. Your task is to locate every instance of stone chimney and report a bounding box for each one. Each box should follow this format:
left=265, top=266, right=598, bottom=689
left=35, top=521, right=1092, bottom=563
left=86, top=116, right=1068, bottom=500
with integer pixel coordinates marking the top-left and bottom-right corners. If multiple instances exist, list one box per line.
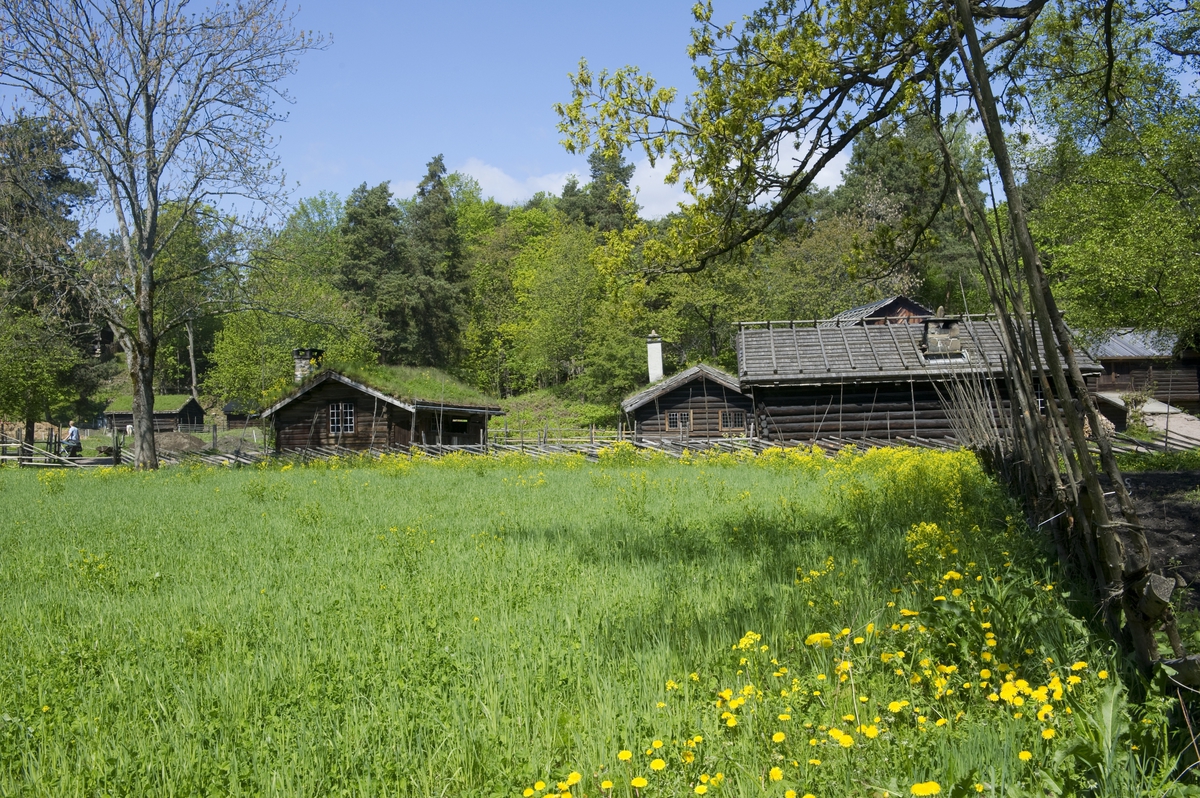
left=647, top=331, right=664, bottom=383
left=293, top=348, right=325, bottom=383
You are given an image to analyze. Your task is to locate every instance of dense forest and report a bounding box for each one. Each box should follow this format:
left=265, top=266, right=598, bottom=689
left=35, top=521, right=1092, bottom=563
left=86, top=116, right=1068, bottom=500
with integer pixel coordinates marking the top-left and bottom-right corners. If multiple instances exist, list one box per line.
left=0, top=118, right=1017, bottom=418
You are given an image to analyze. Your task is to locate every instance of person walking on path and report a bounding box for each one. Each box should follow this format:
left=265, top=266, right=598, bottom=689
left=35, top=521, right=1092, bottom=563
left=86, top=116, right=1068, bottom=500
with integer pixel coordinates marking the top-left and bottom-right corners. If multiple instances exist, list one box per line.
left=64, top=420, right=82, bottom=458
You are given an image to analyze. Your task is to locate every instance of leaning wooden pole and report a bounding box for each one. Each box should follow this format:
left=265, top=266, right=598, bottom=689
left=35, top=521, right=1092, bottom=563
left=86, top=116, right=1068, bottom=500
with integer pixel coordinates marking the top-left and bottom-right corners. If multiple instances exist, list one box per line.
left=952, top=0, right=1172, bottom=670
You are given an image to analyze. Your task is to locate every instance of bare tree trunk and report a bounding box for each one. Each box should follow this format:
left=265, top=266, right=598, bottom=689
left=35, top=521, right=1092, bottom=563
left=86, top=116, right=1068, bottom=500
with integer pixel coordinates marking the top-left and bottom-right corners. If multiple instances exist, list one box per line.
left=186, top=319, right=199, bottom=402
left=22, top=416, right=34, bottom=465
left=125, top=328, right=159, bottom=470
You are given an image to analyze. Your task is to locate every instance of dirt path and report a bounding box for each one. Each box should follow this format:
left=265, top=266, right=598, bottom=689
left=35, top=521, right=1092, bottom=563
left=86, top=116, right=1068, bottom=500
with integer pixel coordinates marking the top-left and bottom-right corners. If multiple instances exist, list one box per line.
left=1117, top=470, right=1200, bottom=609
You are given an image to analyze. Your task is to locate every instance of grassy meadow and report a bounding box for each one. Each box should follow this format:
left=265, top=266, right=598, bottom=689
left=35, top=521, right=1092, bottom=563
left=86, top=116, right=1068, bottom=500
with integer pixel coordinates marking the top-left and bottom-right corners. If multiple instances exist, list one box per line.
left=0, top=446, right=1191, bottom=797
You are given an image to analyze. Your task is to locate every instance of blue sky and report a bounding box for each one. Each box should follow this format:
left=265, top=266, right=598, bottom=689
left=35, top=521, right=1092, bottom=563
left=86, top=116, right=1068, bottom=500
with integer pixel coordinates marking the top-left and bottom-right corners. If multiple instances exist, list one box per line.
left=274, top=0, right=847, bottom=217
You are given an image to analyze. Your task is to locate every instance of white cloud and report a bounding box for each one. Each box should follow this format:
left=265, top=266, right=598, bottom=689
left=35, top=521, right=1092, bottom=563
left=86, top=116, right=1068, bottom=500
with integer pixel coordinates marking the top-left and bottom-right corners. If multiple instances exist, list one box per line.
left=810, top=149, right=850, bottom=191
left=454, top=155, right=690, bottom=219
left=457, top=157, right=576, bottom=205
left=451, top=146, right=843, bottom=220
left=630, top=157, right=691, bottom=218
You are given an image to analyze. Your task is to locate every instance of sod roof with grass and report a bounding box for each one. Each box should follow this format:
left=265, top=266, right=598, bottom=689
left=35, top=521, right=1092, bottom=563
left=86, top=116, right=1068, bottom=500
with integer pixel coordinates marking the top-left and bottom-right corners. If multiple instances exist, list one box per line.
left=264, top=364, right=501, bottom=413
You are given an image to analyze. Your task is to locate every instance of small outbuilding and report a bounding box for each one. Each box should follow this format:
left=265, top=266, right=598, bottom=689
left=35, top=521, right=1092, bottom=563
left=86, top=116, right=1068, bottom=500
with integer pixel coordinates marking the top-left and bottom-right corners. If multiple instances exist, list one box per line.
left=261, top=363, right=504, bottom=452
left=621, top=363, right=753, bottom=442
left=222, top=399, right=257, bottom=429
left=105, top=394, right=205, bottom=432
left=1084, top=330, right=1200, bottom=413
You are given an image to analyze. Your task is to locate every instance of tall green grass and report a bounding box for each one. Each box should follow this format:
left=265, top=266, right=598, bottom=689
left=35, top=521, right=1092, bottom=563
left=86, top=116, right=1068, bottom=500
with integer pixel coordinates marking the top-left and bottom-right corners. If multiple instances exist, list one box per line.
left=0, top=448, right=1188, bottom=797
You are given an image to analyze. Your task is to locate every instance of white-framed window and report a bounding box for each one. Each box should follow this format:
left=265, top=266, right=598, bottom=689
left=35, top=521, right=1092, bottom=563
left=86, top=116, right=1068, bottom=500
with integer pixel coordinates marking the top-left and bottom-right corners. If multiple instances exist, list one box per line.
left=666, top=410, right=691, bottom=431
left=329, top=401, right=355, bottom=434
left=720, top=409, right=746, bottom=431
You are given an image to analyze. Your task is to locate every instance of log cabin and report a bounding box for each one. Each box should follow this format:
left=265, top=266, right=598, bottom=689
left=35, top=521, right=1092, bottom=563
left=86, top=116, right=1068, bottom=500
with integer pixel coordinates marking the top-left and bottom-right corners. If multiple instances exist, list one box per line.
left=1084, top=330, right=1200, bottom=415
left=736, top=316, right=1103, bottom=442
left=262, top=358, right=503, bottom=452
left=621, top=363, right=753, bottom=442
left=105, top=394, right=205, bottom=432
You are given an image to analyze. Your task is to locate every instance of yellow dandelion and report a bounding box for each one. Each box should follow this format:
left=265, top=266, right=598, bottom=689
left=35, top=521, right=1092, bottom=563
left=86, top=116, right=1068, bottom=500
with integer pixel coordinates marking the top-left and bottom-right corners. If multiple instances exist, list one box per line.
left=1018, top=750, right=1032, bottom=761
left=769, top=766, right=784, bottom=781
left=694, top=787, right=708, bottom=795
left=1098, top=670, right=1109, bottom=679
left=601, top=781, right=613, bottom=790
left=808, top=758, right=821, bottom=765
left=618, top=750, right=632, bottom=762
left=911, top=782, right=942, bottom=796
left=524, top=790, right=534, bottom=797
left=652, top=740, right=663, bottom=749
left=536, top=782, right=547, bottom=791
left=773, top=731, right=786, bottom=742
left=631, top=777, right=648, bottom=788
left=650, top=759, right=666, bottom=771
left=1042, top=728, right=1056, bottom=739
left=567, top=772, right=581, bottom=786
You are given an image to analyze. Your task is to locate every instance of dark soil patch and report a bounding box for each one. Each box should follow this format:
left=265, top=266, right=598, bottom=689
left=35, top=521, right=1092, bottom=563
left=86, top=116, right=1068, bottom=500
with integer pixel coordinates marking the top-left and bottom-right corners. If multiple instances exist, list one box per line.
left=154, top=431, right=207, bottom=453
left=1117, top=470, right=1200, bottom=609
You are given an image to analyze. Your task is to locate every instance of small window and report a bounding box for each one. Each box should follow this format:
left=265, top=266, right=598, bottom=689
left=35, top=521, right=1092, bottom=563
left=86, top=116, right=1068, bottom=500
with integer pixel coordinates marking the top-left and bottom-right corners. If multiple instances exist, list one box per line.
left=720, top=409, right=746, bottom=431
left=666, top=410, right=691, bottom=431
left=329, top=401, right=355, bottom=434
left=449, top=417, right=470, bottom=434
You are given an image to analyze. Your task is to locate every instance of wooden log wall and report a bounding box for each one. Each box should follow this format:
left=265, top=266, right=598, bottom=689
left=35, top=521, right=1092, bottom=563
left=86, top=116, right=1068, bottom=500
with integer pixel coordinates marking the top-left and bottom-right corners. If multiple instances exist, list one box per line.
left=273, top=383, right=394, bottom=451
left=631, top=378, right=754, bottom=439
left=1089, top=361, right=1200, bottom=408
left=753, top=382, right=1008, bottom=441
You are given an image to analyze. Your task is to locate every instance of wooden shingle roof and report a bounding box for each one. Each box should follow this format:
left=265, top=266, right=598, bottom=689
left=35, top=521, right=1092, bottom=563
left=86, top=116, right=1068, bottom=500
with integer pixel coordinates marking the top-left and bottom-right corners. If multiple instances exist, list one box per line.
left=621, top=364, right=742, bottom=413
left=737, top=318, right=1102, bottom=386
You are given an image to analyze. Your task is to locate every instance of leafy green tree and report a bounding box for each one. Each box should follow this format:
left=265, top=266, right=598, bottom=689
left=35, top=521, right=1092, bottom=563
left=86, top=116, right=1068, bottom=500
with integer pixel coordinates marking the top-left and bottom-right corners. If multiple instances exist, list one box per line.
left=832, top=118, right=987, bottom=311
left=1034, top=118, right=1200, bottom=336
left=1019, top=7, right=1200, bottom=338
left=0, top=0, right=321, bottom=468
left=205, top=194, right=375, bottom=406
left=559, top=150, right=637, bottom=233
left=461, top=204, right=554, bottom=395
left=0, top=311, right=81, bottom=447
left=339, top=157, right=467, bottom=368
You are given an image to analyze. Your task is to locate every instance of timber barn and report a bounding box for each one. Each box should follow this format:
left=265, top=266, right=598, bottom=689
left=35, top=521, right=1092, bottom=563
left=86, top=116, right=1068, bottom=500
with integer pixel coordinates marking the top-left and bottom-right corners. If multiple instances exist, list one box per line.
left=262, top=365, right=504, bottom=452
left=621, top=364, right=753, bottom=442
left=105, top=394, right=205, bottom=432
left=736, top=316, right=1103, bottom=443
left=1084, top=330, right=1200, bottom=413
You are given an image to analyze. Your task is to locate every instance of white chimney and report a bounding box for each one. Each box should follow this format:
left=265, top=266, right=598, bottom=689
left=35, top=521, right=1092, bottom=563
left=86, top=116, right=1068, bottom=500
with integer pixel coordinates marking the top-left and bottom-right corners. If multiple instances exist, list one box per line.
left=647, top=331, right=664, bottom=383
